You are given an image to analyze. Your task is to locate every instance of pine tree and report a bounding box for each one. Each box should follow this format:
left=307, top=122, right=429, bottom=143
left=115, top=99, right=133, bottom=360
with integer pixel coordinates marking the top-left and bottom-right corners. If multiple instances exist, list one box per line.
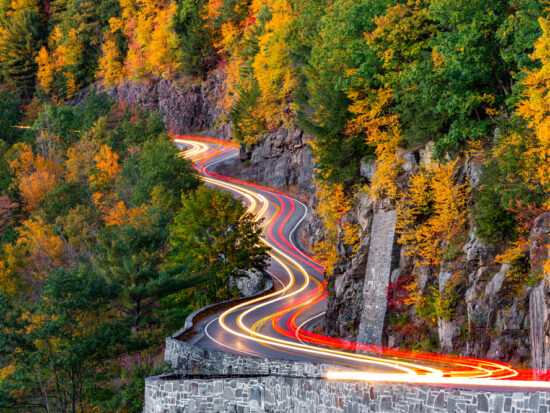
left=0, top=10, right=45, bottom=98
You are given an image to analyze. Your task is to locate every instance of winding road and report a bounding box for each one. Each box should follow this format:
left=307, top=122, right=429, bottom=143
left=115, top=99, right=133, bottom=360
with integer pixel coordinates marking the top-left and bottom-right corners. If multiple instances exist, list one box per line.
left=174, top=135, right=550, bottom=390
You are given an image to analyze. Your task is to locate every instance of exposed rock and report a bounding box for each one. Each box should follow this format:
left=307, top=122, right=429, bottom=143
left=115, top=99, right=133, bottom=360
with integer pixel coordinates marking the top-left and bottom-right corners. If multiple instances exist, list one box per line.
left=419, top=141, right=435, bottom=166
left=530, top=279, right=550, bottom=371
left=324, top=233, right=370, bottom=338
left=485, top=264, right=510, bottom=297
left=529, top=212, right=550, bottom=372
left=397, top=149, right=418, bottom=173
left=360, top=159, right=376, bottom=180
left=463, top=230, right=494, bottom=266
left=438, top=270, right=453, bottom=293
left=235, top=270, right=268, bottom=297
left=71, top=71, right=231, bottom=140
left=463, top=155, right=483, bottom=188
left=438, top=318, right=459, bottom=352
left=247, top=127, right=314, bottom=192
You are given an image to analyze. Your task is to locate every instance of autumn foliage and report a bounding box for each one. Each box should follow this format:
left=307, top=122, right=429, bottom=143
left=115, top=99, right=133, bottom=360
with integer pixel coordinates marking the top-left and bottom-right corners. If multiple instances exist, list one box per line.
left=397, top=160, right=469, bottom=267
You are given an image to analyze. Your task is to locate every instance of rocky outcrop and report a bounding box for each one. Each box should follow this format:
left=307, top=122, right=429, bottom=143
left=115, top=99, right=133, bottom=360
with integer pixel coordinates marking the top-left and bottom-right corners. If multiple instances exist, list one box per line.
left=246, top=128, right=315, bottom=192
left=321, top=142, right=536, bottom=366
left=235, top=270, right=269, bottom=297
left=220, top=126, right=315, bottom=194
left=530, top=280, right=550, bottom=371
left=72, top=70, right=231, bottom=140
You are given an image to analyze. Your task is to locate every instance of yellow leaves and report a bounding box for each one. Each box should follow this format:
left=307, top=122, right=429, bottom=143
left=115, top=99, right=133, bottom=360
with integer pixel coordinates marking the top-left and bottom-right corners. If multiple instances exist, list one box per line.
left=0, top=364, right=15, bottom=381
left=147, top=2, right=181, bottom=77
left=8, top=0, right=40, bottom=14
left=36, top=46, right=54, bottom=94
left=251, top=0, right=298, bottom=127
left=99, top=0, right=180, bottom=82
left=496, top=240, right=528, bottom=265
left=313, top=181, right=357, bottom=275
left=16, top=216, right=64, bottom=274
left=397, top=160, right=469, bottom=266
left=516, top=17, right=550, bottom=193
left=347, top=88, right=402, bottom=199
left=219, top=22, right=240, bottom=51
left=109, top=17, right=124, bottom=33
left=0, top=243, right=26, bottom=296
left=90, top=144, right=120, bottom=187
left=97, top=34, right=125, bottom=86
left=65, top=72, right=78, bottom=99
left=65, top=139, right=98, bottom=183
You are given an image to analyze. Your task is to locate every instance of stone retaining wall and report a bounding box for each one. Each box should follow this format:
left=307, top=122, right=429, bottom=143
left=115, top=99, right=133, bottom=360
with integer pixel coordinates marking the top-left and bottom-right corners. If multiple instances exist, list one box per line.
left=145, top=371, right=550, bottom=413
left=148, top=339, right=550, bottom=413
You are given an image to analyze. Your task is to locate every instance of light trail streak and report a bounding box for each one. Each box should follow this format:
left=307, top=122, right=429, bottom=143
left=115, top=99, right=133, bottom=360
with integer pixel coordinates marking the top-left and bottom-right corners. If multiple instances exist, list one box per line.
left=175, top=135, right=550, bottom=388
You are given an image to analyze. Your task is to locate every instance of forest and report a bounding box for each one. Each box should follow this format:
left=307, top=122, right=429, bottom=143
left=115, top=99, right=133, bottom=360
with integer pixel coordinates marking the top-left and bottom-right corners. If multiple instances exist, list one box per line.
left=1, top=0, right=550, bottom=410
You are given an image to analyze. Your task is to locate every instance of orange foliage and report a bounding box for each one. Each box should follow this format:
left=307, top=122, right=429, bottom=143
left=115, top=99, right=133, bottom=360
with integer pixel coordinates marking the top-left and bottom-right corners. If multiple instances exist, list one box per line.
left=92, top=192, right=142, bottom=227
left=103, top=200, right=142, bottom=227
left=515, top=16, right=550, bottom=274
left=9, top=143, right=60, bottom=213
left=517, top=17, right=550, bottom=191
left=347, top=88, right=402, bottom=199
left=397, top=160, right=469, bottom=266
left=251, top=0, right=298, bottom=127
left=90, top=144, right=120, bottom=187
left=313, top=181, right=357, bottom=275
left=99, top=0, right=180, bottom=83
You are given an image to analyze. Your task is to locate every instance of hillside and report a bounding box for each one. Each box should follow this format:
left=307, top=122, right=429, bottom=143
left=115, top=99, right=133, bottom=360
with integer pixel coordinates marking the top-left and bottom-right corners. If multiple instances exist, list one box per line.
left=2, top=0, right=550, bottom=410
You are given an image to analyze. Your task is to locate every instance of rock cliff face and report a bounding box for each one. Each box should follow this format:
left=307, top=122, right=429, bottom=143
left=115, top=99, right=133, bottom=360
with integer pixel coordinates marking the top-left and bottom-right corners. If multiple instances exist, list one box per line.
left=72, top=70, right=232, bottom=140
left=320, top=145, right=536, bottom=366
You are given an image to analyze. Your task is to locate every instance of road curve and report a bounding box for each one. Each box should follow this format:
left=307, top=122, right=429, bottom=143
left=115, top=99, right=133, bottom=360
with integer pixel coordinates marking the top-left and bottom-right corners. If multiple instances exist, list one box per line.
left=174, top=135, right=550, bottom=389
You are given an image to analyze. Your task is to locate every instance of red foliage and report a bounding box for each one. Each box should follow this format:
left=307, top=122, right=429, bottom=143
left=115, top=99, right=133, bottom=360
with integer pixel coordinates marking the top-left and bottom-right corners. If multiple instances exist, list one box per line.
left=0, top=195, right=18, bottom=235
left=387, top=272, right=415, bottom=310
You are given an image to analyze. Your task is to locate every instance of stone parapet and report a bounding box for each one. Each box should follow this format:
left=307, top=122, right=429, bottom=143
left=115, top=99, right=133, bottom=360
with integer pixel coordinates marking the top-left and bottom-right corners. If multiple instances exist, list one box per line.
left=144, top=372, right=550, bottom=413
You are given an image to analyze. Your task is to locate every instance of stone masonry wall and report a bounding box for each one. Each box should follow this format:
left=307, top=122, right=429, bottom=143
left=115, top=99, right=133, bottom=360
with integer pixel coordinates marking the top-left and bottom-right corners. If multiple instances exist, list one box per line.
left=144, top=375, right=550, bottom=413
left=357, top=210, right=399, bottom=345
left=164, top=338, right=345, bottom=377
left=147, top=338, right=550, bottom=413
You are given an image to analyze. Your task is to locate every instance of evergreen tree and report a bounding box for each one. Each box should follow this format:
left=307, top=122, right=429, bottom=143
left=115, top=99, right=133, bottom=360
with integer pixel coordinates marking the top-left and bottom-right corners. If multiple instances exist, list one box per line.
left=0, top=9, right=45, bottom=98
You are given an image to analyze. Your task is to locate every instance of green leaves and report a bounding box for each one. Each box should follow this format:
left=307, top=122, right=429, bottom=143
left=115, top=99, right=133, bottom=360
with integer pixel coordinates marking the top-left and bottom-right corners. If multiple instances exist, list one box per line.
left=0, top=267, right=131, bottom=412
left=169, top=185, right=269, bottom=300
